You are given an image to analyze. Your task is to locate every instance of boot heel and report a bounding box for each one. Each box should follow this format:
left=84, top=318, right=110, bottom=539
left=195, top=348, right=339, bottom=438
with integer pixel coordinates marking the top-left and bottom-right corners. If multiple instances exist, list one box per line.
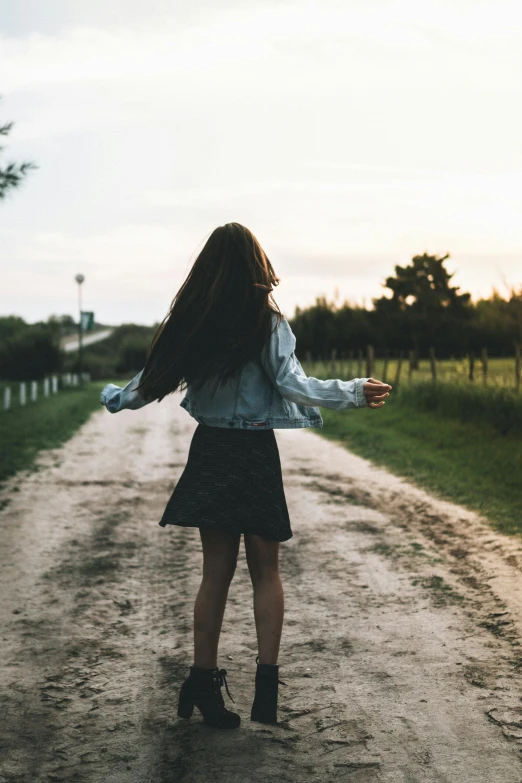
left=177, top=683, right=194, bottom=719
left=177, top=666, right=240, bottom=729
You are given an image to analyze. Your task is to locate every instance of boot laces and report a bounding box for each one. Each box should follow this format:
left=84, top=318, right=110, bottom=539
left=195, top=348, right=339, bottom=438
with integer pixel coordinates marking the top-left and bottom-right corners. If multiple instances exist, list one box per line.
left=214, top=668, right=235, bottom=703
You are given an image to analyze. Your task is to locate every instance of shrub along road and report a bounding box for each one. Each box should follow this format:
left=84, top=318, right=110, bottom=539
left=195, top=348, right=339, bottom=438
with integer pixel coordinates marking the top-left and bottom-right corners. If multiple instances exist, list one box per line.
left=2, top=394, right=522, bottom=782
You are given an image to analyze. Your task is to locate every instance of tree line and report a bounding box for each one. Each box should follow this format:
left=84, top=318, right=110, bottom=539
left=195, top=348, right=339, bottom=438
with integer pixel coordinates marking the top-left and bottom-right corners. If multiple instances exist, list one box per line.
left=0, top=316, right=65, bottom=381
left=1, top=252, right=521, bottom=381
left=290, top=253, right=522, bottom=360
left=0, top=317, right=156, bottom=381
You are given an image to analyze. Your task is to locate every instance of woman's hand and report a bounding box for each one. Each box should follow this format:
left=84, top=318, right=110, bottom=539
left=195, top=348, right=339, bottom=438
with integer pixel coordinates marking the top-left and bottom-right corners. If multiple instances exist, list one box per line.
left=363, top=378, right=392, bottom=408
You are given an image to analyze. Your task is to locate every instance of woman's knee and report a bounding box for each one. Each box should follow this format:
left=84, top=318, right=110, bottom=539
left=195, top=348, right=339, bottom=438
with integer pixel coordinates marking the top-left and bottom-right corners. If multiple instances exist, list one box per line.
left=202, top=555, right=238, bottom=584
left=244, top=534, right=280, bottom=586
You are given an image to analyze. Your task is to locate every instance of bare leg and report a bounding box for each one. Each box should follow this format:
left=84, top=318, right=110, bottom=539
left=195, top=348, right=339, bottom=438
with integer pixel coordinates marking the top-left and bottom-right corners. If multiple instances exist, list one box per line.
left=193, top=528, right=241, bottom=669
left=244, top=533, right=284, bottom=665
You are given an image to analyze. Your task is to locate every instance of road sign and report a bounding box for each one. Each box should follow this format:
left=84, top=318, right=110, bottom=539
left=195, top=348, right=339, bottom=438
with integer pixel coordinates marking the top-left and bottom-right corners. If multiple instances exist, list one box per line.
left=80, top=311, right=95, bottom=331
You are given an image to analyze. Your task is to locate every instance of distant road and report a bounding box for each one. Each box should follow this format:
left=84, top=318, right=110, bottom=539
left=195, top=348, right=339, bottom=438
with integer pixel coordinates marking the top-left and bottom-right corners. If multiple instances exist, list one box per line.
left=62, top=328, right=114, bottom=353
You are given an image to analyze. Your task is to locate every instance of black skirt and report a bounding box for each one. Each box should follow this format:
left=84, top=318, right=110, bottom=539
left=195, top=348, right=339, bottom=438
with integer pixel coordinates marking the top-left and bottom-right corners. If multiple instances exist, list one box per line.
left=158, top=423, right=293, bottom=542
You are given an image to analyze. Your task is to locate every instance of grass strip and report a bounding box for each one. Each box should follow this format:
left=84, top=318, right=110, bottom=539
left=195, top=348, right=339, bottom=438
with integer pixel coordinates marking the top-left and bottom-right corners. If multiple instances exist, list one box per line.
left=316, top=397, right=522, bottom=538
left=0, top=381, right=106, bottom=485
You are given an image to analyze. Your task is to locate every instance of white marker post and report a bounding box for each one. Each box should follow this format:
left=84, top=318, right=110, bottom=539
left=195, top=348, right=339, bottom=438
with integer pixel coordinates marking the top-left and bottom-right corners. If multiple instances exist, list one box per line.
left=3, top=387, right=11, bottom=411
left=52, top=376, right=58, bottom=394
left=20, top=383, right=26, bottom=406
left=31, top=381, right=37, bottom=402
left=43, top=378, right=50, bottom=397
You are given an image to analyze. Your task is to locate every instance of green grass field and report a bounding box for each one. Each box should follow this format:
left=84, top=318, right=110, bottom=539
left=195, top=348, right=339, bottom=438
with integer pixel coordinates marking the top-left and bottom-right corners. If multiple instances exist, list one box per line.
left=0, top=381, right=106, bottom=486
left=302, top=360, right=522, bottom=538
left=309, top=355, right=520, bottom=390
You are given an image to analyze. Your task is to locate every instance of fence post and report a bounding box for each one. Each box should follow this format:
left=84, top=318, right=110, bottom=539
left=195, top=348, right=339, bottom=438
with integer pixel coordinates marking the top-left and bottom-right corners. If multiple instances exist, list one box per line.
left=340, top=350, right=346, bottom=378
left=394, top=350, right=403, bottom=386
left=4, top=386, right=11, bottom=411
left=52, top=375, right=58, bottom=394
left=480, top=348, right=488, bottom=385
left=408, top=350, right=415, bottom=382
left=516, top=343, right=521, bottom=392
left=348, top=350, right=354, bottom=378
left=31, top=381, right=38, bottom=402
left=382, top=350, right=389, bottom=383
left=20, top=382, right=26, bottom=406
left=429, top=347, right=437, bottom=382
left=366, top=345, right=375, bottom=378
left=330, top=348, right=337, bottom=377
left=468, top=351, right=475, bottom=382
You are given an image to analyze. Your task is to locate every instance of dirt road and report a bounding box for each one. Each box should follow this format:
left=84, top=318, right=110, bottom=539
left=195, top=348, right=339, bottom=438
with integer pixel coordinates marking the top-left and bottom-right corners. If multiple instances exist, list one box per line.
left=2, top=394, right=522, bottom=782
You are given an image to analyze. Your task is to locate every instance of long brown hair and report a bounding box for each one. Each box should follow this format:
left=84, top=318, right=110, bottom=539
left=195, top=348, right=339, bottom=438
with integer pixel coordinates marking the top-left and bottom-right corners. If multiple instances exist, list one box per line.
left=136, top=222, right=283, bottom=402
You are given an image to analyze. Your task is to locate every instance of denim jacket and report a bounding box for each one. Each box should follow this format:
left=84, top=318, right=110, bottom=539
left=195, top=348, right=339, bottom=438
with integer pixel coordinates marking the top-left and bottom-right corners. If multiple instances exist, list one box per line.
left=99, top=312, right=371, bottom=429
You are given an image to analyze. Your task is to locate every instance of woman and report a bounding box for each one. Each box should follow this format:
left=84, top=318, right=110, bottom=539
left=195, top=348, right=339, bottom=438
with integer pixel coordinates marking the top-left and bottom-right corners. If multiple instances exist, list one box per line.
left=100, top=222, right=391, bottom=731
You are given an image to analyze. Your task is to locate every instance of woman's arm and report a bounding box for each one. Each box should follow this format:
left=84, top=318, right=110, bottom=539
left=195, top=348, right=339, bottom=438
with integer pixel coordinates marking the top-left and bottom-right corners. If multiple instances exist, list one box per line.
left=100, top=369, right=153, bottom=413
left=260, top=314, right=390, bottom=410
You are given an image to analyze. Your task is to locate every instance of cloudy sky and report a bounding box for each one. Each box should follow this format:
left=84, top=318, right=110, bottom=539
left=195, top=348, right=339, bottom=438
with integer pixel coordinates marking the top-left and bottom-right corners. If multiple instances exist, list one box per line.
left=1, top=0, right=521, bottom=325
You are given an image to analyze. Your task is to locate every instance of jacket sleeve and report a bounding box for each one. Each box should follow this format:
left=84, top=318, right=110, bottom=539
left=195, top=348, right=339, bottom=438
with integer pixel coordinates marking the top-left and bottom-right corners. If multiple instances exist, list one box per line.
left=260, top=315, right=370, bottom=411
left=99, top=369, right=154, bottom=413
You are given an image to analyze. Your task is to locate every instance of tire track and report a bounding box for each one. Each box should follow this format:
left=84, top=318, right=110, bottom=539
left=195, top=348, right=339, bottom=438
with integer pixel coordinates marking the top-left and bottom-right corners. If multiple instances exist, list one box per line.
left=1, top=394, right=522, bottom=781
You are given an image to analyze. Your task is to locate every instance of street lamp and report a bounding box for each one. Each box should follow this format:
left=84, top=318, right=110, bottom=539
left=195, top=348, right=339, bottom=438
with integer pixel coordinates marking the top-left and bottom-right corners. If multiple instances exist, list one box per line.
left=75, top=274, right=85, bottom=388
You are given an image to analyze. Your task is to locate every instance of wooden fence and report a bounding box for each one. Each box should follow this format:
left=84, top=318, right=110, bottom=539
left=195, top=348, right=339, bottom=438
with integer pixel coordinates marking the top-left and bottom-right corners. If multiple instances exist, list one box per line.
left=303, top=346, right=522, bottom=392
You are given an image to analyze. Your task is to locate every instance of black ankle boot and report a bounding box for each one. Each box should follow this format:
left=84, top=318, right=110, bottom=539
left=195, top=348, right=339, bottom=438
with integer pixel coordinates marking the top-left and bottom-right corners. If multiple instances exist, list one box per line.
left=177, top=666, right=241, bottom=729
left=250, top=655, right=287, bottom=725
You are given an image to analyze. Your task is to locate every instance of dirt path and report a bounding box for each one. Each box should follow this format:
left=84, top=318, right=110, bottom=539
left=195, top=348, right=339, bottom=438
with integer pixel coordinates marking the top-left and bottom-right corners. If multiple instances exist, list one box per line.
left=2, top=394, right=522, bottom=782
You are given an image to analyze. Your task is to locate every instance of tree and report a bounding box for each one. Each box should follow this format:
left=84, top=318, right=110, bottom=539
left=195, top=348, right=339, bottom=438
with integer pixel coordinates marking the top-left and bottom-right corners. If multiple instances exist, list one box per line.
left=373, top=252, right=472, bottom=357
left=0, top=315, right=27, bottom=341
left=46, top=314, right=78, bottom=340
left=505, top=286, right=522, bottom=347
left=0, top=98, right=36, bottom=200
left=0, top=323, right=62, bottom=380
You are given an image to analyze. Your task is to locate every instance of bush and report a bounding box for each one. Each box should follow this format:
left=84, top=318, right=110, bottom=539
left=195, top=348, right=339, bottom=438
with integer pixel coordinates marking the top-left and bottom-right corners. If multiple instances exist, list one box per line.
left=0, top=327, right=62, bottom=380
left=115, top=334, right=151, bottom=375
left=396, top=381, right=522, bottom=437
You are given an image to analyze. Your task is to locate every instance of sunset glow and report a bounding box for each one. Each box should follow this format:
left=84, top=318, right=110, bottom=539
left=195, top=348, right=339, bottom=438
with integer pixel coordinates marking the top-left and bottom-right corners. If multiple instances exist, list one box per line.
left=1, top=0, right=521, bottom=323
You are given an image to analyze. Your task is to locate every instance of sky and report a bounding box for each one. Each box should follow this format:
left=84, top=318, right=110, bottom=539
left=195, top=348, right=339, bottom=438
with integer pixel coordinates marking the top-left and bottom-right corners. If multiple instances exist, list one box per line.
left=1, top=0, right=521, bottom=326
